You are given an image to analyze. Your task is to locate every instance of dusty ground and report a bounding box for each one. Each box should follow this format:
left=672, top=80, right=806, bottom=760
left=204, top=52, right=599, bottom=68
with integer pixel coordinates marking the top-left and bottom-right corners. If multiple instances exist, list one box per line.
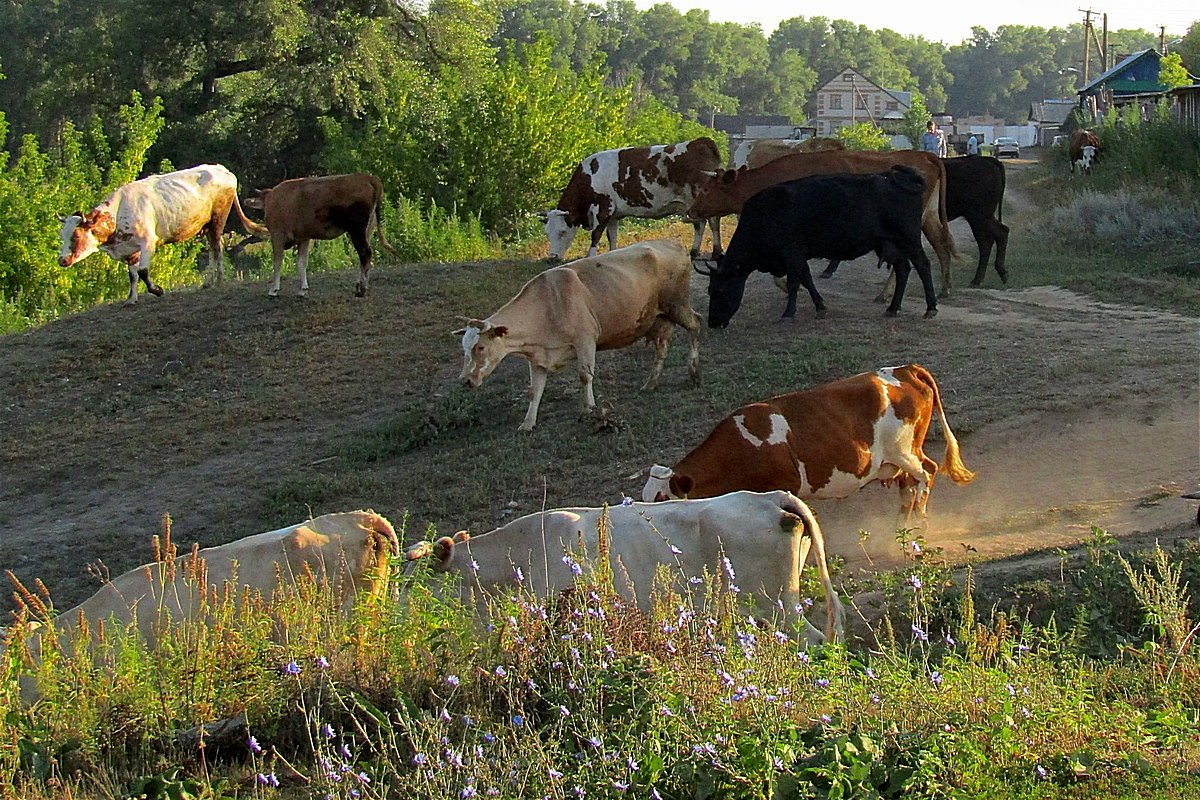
left=1, top=162, right=1197, bottom=614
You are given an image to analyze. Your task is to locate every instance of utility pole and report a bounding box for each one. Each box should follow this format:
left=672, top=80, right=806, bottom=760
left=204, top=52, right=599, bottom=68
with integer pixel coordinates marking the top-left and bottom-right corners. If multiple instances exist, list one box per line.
left=1081, top=9, right=1094, bottom=84
left=1101, top=14, right=1108, bottom=71
left=1160, top=25, right=1167, bottom=53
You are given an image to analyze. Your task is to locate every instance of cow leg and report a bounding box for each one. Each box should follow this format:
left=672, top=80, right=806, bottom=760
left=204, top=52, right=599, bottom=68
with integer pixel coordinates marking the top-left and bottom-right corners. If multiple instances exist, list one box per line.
left=268, top=242, right=285, bottom=297
left=349, top=227, right=373, bottom=297
left=642, top=318, right=674, bottom=391
left=604, top=217, right=619, bottom=252
left=520, top=364, right=550, bottom=432
left=688, top=219, right=705, bottom=258
left=295, top=239, right=311, bottom=296
left=921, top=216, right=954, bottom=299
left=139, top=268, right=163, bottom=297
left=708, top=216, right=723, bottom=260
left=886, top=248, right=937, bottom=318
left=205, top=204, right=230, bottom=287
left=125, top=262, right=139, bottom=306
left=875, top=266, right=898, bottom=304
left=783, top=260, right=825, bottom=319
left=990, top=218, right=1009, bottom=284
left=575, top=340, right=599, bottom=416
left=819, top=260, right=841, bottom=279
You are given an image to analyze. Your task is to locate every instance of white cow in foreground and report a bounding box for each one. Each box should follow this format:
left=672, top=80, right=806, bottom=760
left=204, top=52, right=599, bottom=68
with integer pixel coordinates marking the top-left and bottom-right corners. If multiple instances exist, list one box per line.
left=57, top=164, right=268, bottom=305
left=10, top=511, right=398, bottom=682
left=455, top=240, right=702, bottom=431
left=403, top=491, right=844, bottom=645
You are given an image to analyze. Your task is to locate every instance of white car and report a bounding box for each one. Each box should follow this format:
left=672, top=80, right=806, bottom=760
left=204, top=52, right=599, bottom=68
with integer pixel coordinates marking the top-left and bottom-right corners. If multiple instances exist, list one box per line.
left=993, top=137, right=1021, bottom=159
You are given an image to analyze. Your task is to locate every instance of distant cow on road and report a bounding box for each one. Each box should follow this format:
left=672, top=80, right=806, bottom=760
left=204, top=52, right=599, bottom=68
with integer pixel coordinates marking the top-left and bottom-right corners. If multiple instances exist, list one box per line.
left=1069, top=130, right=1101, bottom=174
left=245, top=173, right=396, bottom=297
left=541, top=138, right=723, bottom=261
left=57, top=164, right=266, bottom=305
left=455, top=240, right=701, bottom=431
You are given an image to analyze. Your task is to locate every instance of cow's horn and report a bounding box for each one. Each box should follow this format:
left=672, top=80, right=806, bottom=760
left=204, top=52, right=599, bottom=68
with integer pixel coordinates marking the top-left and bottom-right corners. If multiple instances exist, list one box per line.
left=692, top=259, right=718, bottom=276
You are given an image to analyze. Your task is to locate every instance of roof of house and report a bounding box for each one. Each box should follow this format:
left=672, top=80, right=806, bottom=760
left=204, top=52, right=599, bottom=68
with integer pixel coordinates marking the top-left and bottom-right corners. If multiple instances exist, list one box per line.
left=1029, top=99, right=1076, bottom=124
left=1079, top=49, right=1168, bottom=96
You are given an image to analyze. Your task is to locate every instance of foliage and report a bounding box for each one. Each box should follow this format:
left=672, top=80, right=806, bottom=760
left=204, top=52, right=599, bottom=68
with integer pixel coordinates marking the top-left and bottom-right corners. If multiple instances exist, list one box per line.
left=899, top=94, right=931, bottom=149
left=1092, top=101, right=1200, bottom=181
left=2, top=519, right=1199, bottom=799
left=1158, top=52, right=1192, bottom=89
left=835, top=122, right=892, bottom=151
left=1178, top=21, right=1200, bottom=77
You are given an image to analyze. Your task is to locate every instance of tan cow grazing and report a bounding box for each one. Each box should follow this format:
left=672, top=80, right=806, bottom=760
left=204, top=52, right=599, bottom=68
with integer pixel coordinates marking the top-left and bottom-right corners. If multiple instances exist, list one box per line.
left=1069, top=130, right=1101, bottom=174
left=454, top=239, right=702, bottom=431
left=403, top=491, right=845, bottom=645
left=690, top=150, right=958, bottom=297
left=11, top=511, right=398, bottom=683
left=245, top=173, right=396, bottom=298
left=643, top=365, right=975, bottom=524
left=733, top=137, right=845, bottom=169
left=57, top=164, right=268, bottom=305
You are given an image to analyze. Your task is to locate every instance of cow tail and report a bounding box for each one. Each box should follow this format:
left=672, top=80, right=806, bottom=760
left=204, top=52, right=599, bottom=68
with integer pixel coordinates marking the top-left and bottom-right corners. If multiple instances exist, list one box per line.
left=373, top=192, right=398, bottom=258
left=916, top=365, right=976, bottom=485
left=996, top=157, right=1007, bottom=224
left=230, top=192, right=270, bottom=238
left=936, top=160, right=958, bottom=259
left=783, top=494, right=844, bottom=643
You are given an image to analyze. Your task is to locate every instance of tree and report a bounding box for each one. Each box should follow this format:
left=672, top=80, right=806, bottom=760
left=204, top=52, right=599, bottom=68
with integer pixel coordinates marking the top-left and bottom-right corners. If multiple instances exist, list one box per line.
left=1178, top=20, right=1200, bottom=77
left=900, top=94, right=930, bottom=149
left=1159, top=52, right=1191, bottom=88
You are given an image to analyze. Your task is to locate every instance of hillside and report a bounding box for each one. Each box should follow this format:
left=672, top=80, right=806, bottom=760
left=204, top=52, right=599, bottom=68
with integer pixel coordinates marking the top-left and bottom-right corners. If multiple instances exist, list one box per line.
left=1, top=161, right=1198, bottom=617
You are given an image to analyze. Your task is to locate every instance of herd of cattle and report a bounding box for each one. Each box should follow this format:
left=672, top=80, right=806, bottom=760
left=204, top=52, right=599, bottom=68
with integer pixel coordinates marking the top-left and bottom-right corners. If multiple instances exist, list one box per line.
left=17, top=129, right=1105, bottom=696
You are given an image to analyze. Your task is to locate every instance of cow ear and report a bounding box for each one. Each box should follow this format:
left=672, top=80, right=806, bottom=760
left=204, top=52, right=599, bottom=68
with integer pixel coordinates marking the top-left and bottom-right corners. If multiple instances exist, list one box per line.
left=487, top=325, right=508, bottom=338
left=670, top=473, right=694, bottom=498
left=453, top=530, right=470, bottom=543
left=404, top=540, right=432, bottom=561
left=431, top=535, right=457, bottom=565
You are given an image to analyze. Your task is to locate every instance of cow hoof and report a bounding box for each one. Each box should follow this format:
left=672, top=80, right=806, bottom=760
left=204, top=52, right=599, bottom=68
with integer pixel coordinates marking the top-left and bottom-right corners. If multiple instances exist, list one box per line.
left=122, top=299, right=139, bottom=307
left=149, top=286, right=164, bottom=297
left=938, top=289, right=951, bottom=299
left=884, top=308, right=899, bottom=318
left=267, top=288, right=280, bottom=297
left=354, top=285, right=367, bottom=298
left=924, top=308, right=939, bottom=319
left=999, top=272, right=1009, bottom=284
left=813, top=308, right=828, bottom=320
left=969, top=280, right=983, bottom=288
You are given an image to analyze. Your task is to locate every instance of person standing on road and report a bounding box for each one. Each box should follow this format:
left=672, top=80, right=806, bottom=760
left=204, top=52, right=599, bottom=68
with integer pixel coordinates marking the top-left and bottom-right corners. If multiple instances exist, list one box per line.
left=967, top=134, right=979, bottom=155
left=921, top=120, right=946, bottom=157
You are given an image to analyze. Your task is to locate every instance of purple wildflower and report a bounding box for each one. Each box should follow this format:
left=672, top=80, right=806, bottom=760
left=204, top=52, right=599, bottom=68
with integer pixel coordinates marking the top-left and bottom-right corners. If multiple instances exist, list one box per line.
left=908, top=574, right=923, bottom=590
left=930, top=670, right=943, bottom=687
left=257, top=772, right=280, bottom=787
left=446, top=674, right=461, bottom=688
left=412, top=752, right=428, bottom=766
left=494, top=665, right=507, bottom=678
left=283, top=661, right=302, bottom=676
left=911, top=624, right=929, bottom=642
left=247, top=735, right=263, bottom=754
left=815, top=678, right=830, bottom=689
left=1035, top=765, right=1048, bottom=780
left=512, top=714, right=524, bottom=726
left=321, top=723, right=334, bottom=739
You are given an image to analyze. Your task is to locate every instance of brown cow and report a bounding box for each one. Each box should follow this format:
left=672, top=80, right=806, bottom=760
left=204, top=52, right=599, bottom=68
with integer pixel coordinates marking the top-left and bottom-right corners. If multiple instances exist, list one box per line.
left=1069, top=130, right=1101, bottom=174
left=245, top=173, right=396, bottom=297
left=733, top=137, right=845, bottom=169
left=689, top=150, right=958, bottom=297
left=454, top=239, right=701, bottom=431
left=643, top=364, right=974, bottom=524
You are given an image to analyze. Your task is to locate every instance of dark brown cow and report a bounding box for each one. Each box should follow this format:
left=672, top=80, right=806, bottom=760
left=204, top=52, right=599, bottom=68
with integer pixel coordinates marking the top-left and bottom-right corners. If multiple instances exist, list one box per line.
left=643, top=364, right=975, bottom=524
left=1069, top=130, right=1101, bottom=174
left=246, top=173, right=395, bottom=297
left=689, top=150, right=958, bottom=296
left=541, top=138, right=723, bottom=261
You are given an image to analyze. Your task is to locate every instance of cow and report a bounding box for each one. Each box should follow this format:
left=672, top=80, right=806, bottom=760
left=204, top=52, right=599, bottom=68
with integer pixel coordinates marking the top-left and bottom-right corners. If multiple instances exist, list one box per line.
left=402, top=490, right=844, bottom=645
left=689, top=149, right=957, bottom=297
left=819, top=155, right=1009, bottom=291
left=8, top=510, right=398, bottom=701
left=696, top=167, right=939, bottom=325
left=454, top=240, right=701, bottom=431
left=57, top=164, right=267, bottom=306
left=643, top=365, right=975, bottom=526
left=1069, top=130, right=1101, bottom=174
left=732, top=137, right=845, bottom=170
left=540, top=138, right=723, bottom=262
left=243, top=173, right=396, bottom=298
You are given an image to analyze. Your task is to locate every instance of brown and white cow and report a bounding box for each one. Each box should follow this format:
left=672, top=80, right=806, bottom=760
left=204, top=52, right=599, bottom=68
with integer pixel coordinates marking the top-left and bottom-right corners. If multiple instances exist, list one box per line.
left=9, top=511, right=398, bottom=700
left=643, top=365, right=974, bottom=524
left=541, top=138, right=723, bottom=261
left=1069, top=130, right=1101, bottom=174
left=689, top=150, right=958, bottom=297
left=244, top=173, right=395, bottom=298
left=732, top=136, right=845, bottom=170
left=403, top=490, right=844, bottom=645
left=454, top=239, right=701, bottom=431
left=57, top=164, right=267, bottom=305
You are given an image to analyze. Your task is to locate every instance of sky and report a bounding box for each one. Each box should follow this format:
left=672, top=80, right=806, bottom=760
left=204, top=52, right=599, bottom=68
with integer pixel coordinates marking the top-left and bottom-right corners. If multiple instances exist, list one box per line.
left=633, top=0, right=1197, bottom=45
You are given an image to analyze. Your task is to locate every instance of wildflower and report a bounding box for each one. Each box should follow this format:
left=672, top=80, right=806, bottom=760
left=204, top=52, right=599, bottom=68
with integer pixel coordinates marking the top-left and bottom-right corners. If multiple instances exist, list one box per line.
left=562, top=555, right=583, bottom=577
left=572, top=787, right=585, bottom=797
left=626, top=756, right=639, bottom=772
left=659, top=705, right=673, bottom=716
left=944, top=632, right=956, bottom=648
left=247, top=735, right=263, bottom=754
left=911, top=540, right=923, bottom=555
left=513, top=566, right=524, bottom=583
left=908, top=574, right=923, bottom=590
left=412, top=753, right=428, bottom=766
left=463, top=715, right=475, bottom=727
left=820, top=714, right=832, bottom=724
left=870, top=693, right=882, bottom=704
left=670, top=544, right=683, bottom=555
left=802, top=597, right=814, bottom=608
left=650, top=790, right=664, bottom=800
left=283, top=661, right=302, bottom=676
left=356, top=772, right=371, bottom=784
left=1017, top=642, right=1031, bottom=653
left=797, top=651, right=810, bottom=664
left=1005, top=684, right=1016, bottom=696
left=494, top=665, right=507, bottom=678
left=688, top=576, right=702, bottom=585
left=316, top=655, right=330, bottom=669
left=774, top=631, right=789, bottom=644
left=257, top=772, right=280, bottom=788
left=722, top=556, right=736, bottom=581
left=814, top=678, right=830, bottom=689
left=548, top=768, right=563, bottom=780
left=621, top=496, right=634, bottom=506
left=482, top=733, right=496, bottom=744
left=612, top=781, right=629, bottom=791
left=439, top=708, right=452, bottom=723
left=558, top=705, right=571, bottom=717
left=586, top=736, right=602, bottom=748
left=321, top=723, right=335, bottom=739
left=340, top=743, right=352, bottom=760
left=865, top=667, right=877, bottom=680
left=1021, top=707, right=1032, bottom=719
left=469, top=559, right=480, bottom=572
left=461, top=785, right=478, bottom=798
left=1035, top=765, right=1048, bottom=780
left=911, top=624, right=929, bottom=642
left=512, top=714, right=525, bottom=726
left=446, top=674, right=461, bottom=688
left=930, top=670, right=943, bottom=687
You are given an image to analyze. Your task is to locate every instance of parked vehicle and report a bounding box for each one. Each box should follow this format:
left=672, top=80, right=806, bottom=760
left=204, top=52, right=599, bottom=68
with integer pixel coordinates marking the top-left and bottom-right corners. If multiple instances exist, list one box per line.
left=993, top=137, right=1021, bottom=158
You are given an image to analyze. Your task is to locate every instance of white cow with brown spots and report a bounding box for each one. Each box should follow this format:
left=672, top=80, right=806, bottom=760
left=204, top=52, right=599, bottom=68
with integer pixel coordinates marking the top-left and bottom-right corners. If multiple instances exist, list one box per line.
left=454, top=239, right=701, bottom=431
left=541, top=137, right=724, bottom=261
left=57, top=164, right=268, bottom=305
left=644, top=365, right=975, bottom=524
left=403, top=491, right=844, bottom=645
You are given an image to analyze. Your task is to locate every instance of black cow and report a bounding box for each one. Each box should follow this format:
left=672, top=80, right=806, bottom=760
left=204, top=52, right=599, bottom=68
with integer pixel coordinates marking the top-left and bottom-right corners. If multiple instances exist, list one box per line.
left=821, top=155, right=1009, bottom=289
left=696, top=166, right=937, bottom=327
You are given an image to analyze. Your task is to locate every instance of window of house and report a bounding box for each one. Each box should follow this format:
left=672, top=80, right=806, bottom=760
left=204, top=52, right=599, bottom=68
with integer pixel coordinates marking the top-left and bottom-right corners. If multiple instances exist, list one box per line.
left=829, top=94, right=843, bottom=110
left=843, top=74, right=854, bottom=81
left=886, top=101, right=898, bottom=111
left=855, top=95, right=867, bottom=110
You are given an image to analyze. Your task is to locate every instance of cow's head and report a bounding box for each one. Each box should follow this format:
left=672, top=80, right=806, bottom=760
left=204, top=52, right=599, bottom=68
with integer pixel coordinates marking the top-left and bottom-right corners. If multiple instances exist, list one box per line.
left=242, top=188, right=272, bottom=211
left=540, top=209, right=580, bottom=263
left=694, top=258, right=747, bottom=330
left=1077, top=145, right=1097, bottom=174
left=57, top=209, right=114, bottom=267
left=453, top=319, right=511, bottom=388
left=403, top=530, right=470, bottom=572
left=641, top=465, right=693, bottom=501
